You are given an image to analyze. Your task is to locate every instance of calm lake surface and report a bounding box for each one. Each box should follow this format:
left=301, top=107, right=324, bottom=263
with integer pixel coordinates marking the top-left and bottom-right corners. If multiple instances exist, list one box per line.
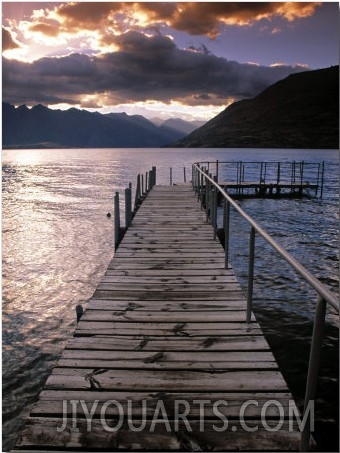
left=2, top=148, right=339, bottom=451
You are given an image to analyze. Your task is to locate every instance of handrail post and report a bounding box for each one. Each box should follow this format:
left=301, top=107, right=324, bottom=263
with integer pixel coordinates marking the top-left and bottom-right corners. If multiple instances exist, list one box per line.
left=213, top=176, right=218, bottom=240
left=208, top=173, right=213, bottom=223
left=246, top=226, right=256, bottom=323
left=216, top=160, right=219, bottom=183
left=193, top=165, right=197, bottom=193
left=170, top=167, right=173, bottom=186
left=114, top=191, right=120, bottom=251
left=224, top=199, right=230, bottom=269
left=205, top=170, right=209, bottom=223
left=184, top=167, right=186, bottom=183
left=197, top=166, right=201, bottom=201
left=299, top=295, right=327, bottom=452
left=200, top=167, right=205, bottom=210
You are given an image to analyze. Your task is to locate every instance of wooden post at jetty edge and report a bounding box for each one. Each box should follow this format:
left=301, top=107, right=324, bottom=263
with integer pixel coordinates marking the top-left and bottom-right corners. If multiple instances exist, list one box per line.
left=115, top=167, right=157, bottom=250
left=114, top=191, right=120, bottom=251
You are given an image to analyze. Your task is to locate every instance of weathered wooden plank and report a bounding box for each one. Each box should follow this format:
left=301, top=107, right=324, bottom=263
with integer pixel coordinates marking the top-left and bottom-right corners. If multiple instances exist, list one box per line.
left=92, top=290, right=246, bottom=301
left=57, top=359, right=278, bottom=371
left=74, top=329, right=261, bottom=338
left=104, top=269, right=234, bottom=276
left=110, top=256, right=226, bottom=263
left=107, top=263, right=228, bottom=271
left=81, top=310, right=251, bottom=322
left=32, top=391, right=293, bottom=418
left=96, top=283, right=241, bottom=292
left=60, top=349, right=275, bottom=362
left=75, top=319, right=258, bottom=330
left=87, top=300, right=247, bottom=311
left=66, top=336, right=268, bottom=351
left=117, top=244, right=223, bottom=251
left=46, top=369, right=289, bottom=392
left=100, top=276, right=238, bottom=284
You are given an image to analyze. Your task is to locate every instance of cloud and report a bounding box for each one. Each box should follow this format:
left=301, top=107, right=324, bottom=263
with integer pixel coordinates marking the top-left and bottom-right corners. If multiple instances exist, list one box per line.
left=56, top=2, right=123, bottom=31
left=2, top=27, right=20, bottom=51
left=168, top=2, right=321, bottom=37
left=29, top=21, right=60, bottom=37
left=2, top=31, right=307, bottom=108
left=31, top=2, right=321, bottom=39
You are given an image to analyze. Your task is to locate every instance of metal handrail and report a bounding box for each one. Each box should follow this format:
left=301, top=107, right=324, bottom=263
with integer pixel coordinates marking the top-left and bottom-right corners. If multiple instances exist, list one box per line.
left=192, top=162, right=339, bottom=452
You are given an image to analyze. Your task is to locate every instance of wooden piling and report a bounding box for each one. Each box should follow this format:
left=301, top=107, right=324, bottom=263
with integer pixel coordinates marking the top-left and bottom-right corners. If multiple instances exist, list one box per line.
left=125, top=186, right=132, bottom=228
left=114, top=191, right=120, bottom=250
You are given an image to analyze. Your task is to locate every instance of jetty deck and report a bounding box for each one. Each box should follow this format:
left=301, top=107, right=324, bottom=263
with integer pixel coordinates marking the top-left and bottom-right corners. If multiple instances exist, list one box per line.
left=14, top=184, right=302, bottom=451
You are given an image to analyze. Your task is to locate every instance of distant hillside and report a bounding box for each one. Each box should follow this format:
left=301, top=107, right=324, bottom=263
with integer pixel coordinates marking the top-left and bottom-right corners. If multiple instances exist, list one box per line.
left=150, top=117, right=205, bottom=132
left=2, top=104, right=195, bottom=148
left=172, top=66, right=339, bottom=149
left=160, top=118, right=206, bottom=135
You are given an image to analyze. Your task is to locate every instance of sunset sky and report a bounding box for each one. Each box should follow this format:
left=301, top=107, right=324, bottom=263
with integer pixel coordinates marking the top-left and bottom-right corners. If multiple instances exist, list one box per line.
left=2, top=2, right=339, bottom=121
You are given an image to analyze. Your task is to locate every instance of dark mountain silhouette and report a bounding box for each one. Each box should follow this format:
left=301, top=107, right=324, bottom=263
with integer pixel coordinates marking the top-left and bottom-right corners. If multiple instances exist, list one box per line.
left=172, top=66, right=339, bottom=149
left=2, top=104, right=196, bottom=148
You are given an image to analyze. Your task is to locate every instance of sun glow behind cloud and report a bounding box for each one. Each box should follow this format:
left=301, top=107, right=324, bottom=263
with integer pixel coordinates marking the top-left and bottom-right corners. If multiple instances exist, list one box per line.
left=2, top=1, right=336, bottom=120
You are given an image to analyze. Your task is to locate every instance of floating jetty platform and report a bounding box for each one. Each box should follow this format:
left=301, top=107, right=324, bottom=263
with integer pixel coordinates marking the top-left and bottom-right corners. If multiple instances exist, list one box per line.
left=12, top=163, right=338, bottom=452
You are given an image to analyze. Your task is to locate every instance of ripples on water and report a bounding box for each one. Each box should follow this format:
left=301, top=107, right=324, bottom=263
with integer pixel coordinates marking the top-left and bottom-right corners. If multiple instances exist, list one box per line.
left=2, top=148, right=339, bottom=451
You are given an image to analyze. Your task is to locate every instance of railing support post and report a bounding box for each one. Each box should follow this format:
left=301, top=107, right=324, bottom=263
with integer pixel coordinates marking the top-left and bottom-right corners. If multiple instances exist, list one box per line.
left=224, top=199, right=230, bottom=269
left=114, top=191, right=120, bottom=251
left=205, top=170, right=209, bottom=223
left=197, top=166, right=201, bottom=201
left=246, top=226, right=256, bottom=323
left=200, top=167, right=205, bottom=210
left=299, top=295, right=326, bottom=452
left=213, top=175, right=218, bottom=240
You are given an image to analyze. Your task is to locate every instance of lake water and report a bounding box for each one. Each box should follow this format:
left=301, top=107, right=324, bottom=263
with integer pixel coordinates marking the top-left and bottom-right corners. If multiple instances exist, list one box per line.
left=2, top=148, right=339, bottom=451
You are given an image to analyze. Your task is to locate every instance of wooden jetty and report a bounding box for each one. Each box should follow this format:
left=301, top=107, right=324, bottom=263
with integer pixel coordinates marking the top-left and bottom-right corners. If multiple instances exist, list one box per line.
left=13, top=183, right=305, bottom=451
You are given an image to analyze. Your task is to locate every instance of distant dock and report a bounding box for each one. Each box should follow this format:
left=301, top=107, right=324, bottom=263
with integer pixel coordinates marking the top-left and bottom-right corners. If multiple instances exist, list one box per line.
left=201, top=161, right=324, bottom=198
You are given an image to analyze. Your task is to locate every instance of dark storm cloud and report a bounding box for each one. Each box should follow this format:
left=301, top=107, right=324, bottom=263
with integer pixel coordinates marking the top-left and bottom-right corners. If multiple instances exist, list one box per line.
left=2, top=31, right=306, bottom=107
left=2, top=27, right=20, bottom=51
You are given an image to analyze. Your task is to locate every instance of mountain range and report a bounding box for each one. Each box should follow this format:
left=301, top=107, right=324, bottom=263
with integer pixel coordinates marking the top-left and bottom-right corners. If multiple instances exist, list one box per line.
left=2, top=104, right=202, bottom=149
left=172, top=66, right=339, bottom=149
left=3, top=66, right=338, bottom=149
